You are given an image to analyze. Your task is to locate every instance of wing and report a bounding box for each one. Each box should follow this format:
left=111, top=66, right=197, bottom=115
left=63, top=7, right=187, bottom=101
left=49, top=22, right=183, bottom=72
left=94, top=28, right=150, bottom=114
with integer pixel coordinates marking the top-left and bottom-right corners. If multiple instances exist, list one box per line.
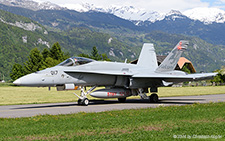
left=133, top=72, right=217, bottom=82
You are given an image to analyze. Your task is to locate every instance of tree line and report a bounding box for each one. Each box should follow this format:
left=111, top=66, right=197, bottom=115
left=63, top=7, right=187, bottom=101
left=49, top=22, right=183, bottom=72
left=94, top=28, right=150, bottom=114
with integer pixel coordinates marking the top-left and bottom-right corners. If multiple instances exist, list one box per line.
left=10, top=43, right=110, bottom=81
left=10, top=42, right=69, bottom=81
left=211, top=67, right=225, bottom=83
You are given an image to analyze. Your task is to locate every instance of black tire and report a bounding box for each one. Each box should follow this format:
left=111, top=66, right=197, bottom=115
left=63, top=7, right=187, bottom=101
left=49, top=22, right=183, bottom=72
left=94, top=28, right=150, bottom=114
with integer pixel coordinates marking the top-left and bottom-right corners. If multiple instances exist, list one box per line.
left=118, top=97, right=126, bottom=103
left=82, top=98, right=89, bottom=106
left=78, top=99, right=82, bottom=105
left=149, top=94, right=158, bottom=103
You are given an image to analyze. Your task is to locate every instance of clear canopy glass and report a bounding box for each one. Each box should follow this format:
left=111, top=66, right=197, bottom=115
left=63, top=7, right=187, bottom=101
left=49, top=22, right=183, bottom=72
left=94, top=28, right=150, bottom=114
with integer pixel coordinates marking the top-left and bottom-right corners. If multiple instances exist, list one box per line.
left=58, top=57, right=95, bottom=66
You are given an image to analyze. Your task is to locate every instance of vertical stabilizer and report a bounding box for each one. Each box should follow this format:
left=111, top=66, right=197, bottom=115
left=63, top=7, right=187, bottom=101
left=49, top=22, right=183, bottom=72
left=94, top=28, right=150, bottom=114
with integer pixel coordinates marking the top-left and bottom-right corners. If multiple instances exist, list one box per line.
left=137, top=43, right=158, bottom=71
left=156, top=40, right=189, bottom=72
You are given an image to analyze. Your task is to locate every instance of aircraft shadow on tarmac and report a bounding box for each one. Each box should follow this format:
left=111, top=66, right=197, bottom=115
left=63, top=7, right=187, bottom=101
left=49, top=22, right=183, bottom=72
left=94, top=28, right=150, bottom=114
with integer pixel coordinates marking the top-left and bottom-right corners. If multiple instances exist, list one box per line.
left=13, top=98, right=205, bottom=110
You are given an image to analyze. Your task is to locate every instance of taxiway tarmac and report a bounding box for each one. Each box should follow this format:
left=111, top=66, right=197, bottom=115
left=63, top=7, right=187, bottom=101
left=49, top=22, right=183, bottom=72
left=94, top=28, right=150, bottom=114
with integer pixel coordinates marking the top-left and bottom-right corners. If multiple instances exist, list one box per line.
left=0, top=94, right=225, bottom=118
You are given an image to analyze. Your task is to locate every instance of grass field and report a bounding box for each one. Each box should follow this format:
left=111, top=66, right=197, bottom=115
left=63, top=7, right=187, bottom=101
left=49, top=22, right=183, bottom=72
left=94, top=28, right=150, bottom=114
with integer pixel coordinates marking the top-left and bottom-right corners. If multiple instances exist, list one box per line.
left=1, top=85, right=225, bottom=105
left=0, top=102, right=224, bottom=140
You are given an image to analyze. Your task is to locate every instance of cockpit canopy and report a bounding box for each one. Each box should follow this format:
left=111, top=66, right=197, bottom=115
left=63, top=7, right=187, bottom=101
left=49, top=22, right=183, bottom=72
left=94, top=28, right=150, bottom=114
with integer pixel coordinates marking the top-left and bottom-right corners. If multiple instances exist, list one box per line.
left=58, top=57, right=95, bottom=66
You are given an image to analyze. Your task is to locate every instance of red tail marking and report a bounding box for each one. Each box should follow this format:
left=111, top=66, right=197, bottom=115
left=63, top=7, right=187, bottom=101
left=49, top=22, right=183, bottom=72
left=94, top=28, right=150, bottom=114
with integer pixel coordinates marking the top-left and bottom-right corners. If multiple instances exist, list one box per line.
left=177, top=42, right=182, bottom=50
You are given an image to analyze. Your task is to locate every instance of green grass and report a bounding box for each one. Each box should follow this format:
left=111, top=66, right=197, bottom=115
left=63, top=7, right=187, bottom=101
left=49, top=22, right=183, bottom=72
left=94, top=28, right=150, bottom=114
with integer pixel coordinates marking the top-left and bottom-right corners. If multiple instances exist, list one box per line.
left=0, top=102, right=224, bottom=140
left=0, top=83, right=14, bottom=87
left=1, top=86, right=225, bottom=105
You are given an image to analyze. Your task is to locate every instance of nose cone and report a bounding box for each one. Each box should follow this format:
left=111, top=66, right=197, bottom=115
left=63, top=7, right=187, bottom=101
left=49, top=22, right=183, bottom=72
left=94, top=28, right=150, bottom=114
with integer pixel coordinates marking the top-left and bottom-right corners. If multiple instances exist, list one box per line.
left=13, top=73, right=42, bottom=86
left=13, top=79, right=21, bottom=85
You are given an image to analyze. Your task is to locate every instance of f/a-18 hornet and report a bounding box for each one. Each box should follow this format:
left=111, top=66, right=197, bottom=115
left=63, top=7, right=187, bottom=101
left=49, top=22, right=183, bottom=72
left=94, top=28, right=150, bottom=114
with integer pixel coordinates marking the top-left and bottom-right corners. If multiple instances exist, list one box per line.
left=13, top=40, right=217, bottom=106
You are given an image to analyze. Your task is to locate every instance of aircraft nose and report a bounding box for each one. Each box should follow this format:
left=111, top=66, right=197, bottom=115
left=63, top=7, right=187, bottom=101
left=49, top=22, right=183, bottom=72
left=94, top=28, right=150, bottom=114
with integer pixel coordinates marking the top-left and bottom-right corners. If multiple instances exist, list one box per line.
left=12, top=73, right=42, bottom=86
left=13, top=79, right=21, bottom=85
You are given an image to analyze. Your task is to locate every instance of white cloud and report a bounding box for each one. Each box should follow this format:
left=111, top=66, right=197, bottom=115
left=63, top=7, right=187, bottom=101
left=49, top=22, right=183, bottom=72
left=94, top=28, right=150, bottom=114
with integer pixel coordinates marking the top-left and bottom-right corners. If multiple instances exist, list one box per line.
left=34, top=0, right=210, bottom=12
left=218, top=0, right=225, bottom=3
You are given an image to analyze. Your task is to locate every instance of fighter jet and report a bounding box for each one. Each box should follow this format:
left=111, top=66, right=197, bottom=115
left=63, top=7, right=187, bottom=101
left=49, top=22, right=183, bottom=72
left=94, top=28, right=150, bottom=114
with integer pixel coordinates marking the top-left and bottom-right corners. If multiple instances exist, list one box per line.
left=13, top=40, right=217, bottom=106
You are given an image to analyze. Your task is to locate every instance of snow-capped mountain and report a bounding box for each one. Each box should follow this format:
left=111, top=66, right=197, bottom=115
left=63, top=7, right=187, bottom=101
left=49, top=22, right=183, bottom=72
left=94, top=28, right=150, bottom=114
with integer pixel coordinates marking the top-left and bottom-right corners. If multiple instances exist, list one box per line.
left=184, top=7, right=225, bottom=24
left=0, top=0, right=65, bottom=11
left=65, top=3, right=165, bottom=23
left=67, top=3, right=225, bottom=25
left=1, top=0, right=225, bottom=25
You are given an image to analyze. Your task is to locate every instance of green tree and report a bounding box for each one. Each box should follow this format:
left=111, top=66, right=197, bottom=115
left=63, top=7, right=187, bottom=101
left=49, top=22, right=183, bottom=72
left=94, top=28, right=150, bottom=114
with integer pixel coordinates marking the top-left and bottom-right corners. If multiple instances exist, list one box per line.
left=24, top=48, right=44, bottom=74
left=101, top=53, right=111, bottom=61
left=50, top=42, right=64, bottom=61
left=10, top=63, right=24, bottom=81
left=211, top=70, right=225, bottom=83
left=181, top=64, right=191, bottom=74
left=78, top=46, right=111, bottom=61
left=91, top=46, right=101, bottom=60
left=211, top=73, right=223, bottom=83
left=10, top=42, right=69, bottom=81
left=41, top=57, right=60, bottom=70
left=210, top=66, right=225, bottom=83
left=42, top=48, right=50, bottom=60
left=78, top=53, right=90, bottom=58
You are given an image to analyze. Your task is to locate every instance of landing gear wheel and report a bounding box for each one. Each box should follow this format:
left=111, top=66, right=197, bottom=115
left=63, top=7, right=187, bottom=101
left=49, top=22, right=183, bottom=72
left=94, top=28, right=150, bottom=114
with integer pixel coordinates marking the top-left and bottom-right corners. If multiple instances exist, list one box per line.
left=118, top=97, right=126, bottom=103
left=149, top=94, right=158, bottom=103
left=83, top=98, right=89, bottom=106
left=77, top=98, right=89, bottom=106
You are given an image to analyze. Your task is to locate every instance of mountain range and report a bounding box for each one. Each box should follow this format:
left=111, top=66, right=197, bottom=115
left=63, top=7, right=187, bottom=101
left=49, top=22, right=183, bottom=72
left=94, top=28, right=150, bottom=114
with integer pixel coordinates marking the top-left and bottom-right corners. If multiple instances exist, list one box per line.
left=1, top=0, right=225, bottom=46
left=2, top=0, right=225, bottom=25
left=69, top=3, right=225, bottom=25
left=0, top=0, right=225, bottom=80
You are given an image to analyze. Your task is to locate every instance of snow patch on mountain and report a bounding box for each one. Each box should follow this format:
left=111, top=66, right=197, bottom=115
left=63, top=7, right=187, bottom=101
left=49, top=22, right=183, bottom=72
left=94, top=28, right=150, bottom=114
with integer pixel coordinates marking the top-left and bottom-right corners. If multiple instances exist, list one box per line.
left=183, top=7, right=225, bottom=24
left=0, top=0, right=65, bottom=11
left=164, top=10, right=186, bottom=21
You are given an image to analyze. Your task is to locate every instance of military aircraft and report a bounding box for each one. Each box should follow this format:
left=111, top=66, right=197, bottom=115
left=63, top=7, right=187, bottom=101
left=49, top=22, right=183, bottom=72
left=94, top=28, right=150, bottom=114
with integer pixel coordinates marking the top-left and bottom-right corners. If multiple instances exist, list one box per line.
left=13, top=40, right=217, bottom=106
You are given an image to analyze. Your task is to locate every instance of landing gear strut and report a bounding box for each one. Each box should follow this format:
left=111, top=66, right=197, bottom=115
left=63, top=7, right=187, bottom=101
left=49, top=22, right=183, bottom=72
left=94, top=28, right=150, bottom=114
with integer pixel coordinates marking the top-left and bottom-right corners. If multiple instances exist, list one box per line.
left=74, top=86, right=97, bottom=106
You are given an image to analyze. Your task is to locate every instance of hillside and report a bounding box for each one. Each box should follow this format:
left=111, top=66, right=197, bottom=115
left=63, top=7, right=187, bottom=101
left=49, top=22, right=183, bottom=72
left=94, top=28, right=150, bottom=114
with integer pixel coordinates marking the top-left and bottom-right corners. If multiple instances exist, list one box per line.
left=0, top=9, right=137, bottom=80
left=1, top=3, right=225, bottom=47
left=141, top=14, right=225, bottom=45
left=0, top=4, right=140, bottom=32
left=0, top=9, right=50, bottom=80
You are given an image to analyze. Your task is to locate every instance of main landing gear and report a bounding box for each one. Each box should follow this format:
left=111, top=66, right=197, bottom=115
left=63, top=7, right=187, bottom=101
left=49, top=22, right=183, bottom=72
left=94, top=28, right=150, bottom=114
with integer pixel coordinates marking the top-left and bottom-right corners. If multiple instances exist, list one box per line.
left=118, top=97, right=126, bottom=103
left=149, top=87, right=159, bottom=103
left=138, top=88, right=159, bottom=103
left=149, top=93, right=159, bottom=103
left=74, top=86, right=97, bottom=106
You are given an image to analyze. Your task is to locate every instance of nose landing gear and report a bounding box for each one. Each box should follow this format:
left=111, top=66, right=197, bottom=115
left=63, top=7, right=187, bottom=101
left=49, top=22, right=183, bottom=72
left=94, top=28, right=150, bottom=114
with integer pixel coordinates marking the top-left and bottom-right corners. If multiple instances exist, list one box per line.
left=74, top=86, right=97, bottom=106
left=78, top=98, right=89, bottom=106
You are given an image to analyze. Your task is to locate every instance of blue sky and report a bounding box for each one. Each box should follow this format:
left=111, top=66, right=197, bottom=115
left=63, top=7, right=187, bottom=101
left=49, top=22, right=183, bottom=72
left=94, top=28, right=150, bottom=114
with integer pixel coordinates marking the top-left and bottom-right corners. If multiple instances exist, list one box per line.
left=34, top=0, right=225, bottom=12
left=202, top=0, right=225, bottom=7
left=201, top=0, right=215, bottom=6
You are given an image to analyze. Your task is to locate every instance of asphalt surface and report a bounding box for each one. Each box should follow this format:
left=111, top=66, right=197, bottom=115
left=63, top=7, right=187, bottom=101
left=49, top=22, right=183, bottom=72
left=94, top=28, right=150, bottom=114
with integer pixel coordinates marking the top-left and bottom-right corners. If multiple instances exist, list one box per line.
left=0, top=94, right=225, bottom=118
